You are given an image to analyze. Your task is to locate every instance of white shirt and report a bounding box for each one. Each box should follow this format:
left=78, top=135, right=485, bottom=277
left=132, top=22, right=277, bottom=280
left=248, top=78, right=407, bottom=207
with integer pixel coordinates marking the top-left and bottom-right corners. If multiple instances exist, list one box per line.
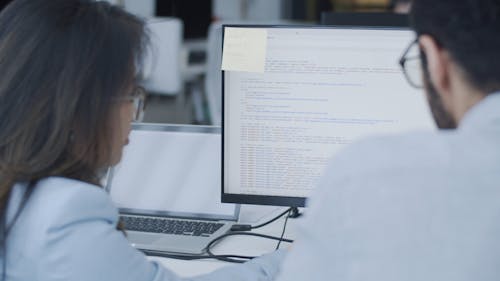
left=276, top=93, right=500, bottom=281
left=3, top=177, right=285, bottom=281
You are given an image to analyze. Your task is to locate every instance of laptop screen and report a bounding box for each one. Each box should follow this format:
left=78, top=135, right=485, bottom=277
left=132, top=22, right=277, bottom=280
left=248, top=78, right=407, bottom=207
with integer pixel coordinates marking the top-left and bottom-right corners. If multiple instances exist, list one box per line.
left=107, top=124, right=238, bottom=221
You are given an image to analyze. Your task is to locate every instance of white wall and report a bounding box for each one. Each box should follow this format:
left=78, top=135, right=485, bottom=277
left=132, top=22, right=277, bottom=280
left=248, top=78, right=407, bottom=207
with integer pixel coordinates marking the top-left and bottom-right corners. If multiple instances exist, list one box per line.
left=123, top=0, right=155, bottom=18
left=102, top=0, right=155, bottom=19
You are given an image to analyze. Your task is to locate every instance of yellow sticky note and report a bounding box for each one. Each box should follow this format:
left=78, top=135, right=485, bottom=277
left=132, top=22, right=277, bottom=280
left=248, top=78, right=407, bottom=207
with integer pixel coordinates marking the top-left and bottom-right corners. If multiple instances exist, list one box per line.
left=221, top=27, right=267, bottom=73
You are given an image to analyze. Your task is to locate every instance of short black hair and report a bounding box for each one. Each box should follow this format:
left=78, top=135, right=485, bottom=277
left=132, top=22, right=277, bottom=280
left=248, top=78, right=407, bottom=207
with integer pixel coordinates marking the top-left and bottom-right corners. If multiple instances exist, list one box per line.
left=410, top=0, right=500, bottom=94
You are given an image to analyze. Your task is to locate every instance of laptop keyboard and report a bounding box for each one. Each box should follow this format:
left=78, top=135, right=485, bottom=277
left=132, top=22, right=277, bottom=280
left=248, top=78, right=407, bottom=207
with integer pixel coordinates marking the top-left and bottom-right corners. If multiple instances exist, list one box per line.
left=120, top=215, right=225, bottom=237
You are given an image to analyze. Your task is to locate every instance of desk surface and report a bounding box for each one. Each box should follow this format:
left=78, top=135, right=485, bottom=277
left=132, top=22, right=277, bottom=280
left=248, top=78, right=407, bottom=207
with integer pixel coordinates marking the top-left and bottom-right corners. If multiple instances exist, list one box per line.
left=147, top=205, right=303, bottom=278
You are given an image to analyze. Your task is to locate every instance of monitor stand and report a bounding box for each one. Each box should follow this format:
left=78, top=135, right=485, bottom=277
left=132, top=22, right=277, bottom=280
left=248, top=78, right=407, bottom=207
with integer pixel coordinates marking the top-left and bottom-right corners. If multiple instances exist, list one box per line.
left=238, top=206, right=303, bottom=224
left=288, top=207, right=302, bottom=218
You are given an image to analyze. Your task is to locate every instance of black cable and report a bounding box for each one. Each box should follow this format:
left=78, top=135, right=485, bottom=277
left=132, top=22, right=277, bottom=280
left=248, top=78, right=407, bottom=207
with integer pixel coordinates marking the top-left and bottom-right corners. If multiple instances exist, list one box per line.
left=288, top=207, right=302, bottom=218
left=275, top=208, right=291, bottom=250
left=251, top=207, right=293, bottom=229
left=145, top=209, right=298, bottom=263
left=231, top=207, right=295, bottom=232
left=143, top=249, right=253, bottom=263
left=205, top=232, right=293, bottom=263
left=144, top=232, right=293, bottom=264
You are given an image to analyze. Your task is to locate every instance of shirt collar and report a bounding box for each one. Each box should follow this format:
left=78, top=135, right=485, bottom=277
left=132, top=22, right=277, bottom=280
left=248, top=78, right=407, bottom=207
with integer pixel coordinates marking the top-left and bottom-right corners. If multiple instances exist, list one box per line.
left=459, top=92, right=500, bottom=131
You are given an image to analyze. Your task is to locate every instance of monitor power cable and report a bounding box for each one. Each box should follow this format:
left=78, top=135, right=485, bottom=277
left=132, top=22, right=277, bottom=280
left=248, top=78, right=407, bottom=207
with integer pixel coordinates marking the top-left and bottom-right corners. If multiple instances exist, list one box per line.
left=206, top=232, right=293, bottom=263
left=144, top=232, right=293, bottom=264
left=275, top=208, right=291, bottom=250
left=144, top=208, right=297, bottom=263
left=230, top=207, right=301, bottom=232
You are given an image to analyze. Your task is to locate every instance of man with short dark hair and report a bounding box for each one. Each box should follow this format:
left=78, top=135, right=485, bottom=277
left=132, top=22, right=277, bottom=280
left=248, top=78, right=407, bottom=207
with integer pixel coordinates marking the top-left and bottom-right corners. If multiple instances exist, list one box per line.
left=276, top=0, right=500, bottom=280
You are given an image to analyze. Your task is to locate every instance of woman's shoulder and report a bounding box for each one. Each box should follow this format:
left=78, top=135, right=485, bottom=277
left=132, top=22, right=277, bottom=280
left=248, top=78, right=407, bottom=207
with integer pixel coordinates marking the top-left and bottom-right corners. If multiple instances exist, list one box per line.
left=31, top=176, right=111, bottom=206
left=10, top=176, right=119, bottom=235
left=7, top=178, right=158, bottom=281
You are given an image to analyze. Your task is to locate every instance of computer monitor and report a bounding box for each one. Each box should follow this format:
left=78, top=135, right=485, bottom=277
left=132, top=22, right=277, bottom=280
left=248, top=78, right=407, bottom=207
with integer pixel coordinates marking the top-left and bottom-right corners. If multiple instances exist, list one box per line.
left=221, top=25, right=435, bottom=207
left=321, top=12, right=409, bottom=27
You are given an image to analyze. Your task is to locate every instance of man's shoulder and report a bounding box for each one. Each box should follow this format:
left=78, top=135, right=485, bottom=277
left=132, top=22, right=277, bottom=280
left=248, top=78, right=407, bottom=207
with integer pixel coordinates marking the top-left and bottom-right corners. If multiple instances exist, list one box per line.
left=330, top=130, right=455, bottom=175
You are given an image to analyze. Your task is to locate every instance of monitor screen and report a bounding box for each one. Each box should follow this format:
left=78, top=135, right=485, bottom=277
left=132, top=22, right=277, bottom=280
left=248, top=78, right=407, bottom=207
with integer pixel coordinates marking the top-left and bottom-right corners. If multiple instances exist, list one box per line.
left=222, top=26, right=435, bottom=207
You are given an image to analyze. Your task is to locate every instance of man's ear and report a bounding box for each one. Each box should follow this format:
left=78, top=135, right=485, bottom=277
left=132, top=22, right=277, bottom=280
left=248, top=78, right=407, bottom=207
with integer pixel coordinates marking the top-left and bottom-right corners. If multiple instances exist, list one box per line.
left=418, top=35, right=451, bottom=97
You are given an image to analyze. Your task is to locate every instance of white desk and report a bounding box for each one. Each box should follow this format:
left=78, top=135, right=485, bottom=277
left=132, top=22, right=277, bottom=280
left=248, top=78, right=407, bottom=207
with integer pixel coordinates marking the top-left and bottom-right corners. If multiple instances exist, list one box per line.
left=148, top=205, right=303, bottom=278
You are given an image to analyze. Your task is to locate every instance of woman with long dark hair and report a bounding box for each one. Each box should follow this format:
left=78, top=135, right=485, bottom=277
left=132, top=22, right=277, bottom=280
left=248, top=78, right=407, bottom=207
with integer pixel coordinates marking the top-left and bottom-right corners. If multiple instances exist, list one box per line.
left=0, top=0, right=284, bottom=280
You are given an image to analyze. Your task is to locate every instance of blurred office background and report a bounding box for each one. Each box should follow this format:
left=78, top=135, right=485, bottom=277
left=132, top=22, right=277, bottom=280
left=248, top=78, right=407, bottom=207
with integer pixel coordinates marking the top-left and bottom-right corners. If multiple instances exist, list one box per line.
left=0, top=0, right=410, bottom=125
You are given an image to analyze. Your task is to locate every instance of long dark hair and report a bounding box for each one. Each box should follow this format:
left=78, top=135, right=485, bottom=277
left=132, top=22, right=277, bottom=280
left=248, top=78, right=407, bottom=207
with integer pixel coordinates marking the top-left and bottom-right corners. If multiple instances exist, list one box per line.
left=0, top=0, right=148, bottom=272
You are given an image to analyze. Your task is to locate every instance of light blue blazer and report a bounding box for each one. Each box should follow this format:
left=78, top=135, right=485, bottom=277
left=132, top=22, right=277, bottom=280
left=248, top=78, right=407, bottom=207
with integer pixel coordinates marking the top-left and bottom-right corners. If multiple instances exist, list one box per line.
left=3, top=177, right=284, bottom=281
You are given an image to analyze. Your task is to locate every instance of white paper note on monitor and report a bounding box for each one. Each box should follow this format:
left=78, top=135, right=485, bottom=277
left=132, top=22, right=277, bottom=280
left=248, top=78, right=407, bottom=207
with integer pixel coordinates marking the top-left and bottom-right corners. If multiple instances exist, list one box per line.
left=221, top=27, right=267, bottom=73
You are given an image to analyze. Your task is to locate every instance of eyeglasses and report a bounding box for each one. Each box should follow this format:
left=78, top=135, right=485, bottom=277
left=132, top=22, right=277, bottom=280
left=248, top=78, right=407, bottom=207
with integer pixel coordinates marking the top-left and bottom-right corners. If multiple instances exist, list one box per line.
left=399, top=39, right=424, bottom=89
left=119, top=86, right=147, bottom=122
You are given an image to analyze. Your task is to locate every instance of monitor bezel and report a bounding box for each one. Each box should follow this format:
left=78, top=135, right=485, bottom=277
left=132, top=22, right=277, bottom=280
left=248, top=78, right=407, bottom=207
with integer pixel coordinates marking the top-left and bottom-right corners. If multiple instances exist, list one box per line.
left=221, top=24, right=413, bottom=208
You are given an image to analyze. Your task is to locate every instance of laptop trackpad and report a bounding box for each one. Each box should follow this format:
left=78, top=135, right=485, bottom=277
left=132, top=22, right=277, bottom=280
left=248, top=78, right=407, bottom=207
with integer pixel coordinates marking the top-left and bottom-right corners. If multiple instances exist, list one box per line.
left=127, top=232, right=160, bottom=245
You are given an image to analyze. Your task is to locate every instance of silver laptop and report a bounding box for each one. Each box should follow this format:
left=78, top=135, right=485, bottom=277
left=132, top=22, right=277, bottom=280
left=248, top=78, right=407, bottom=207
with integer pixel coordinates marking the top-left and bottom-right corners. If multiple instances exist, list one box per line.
left=105, top=123, right=239, bottom=255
